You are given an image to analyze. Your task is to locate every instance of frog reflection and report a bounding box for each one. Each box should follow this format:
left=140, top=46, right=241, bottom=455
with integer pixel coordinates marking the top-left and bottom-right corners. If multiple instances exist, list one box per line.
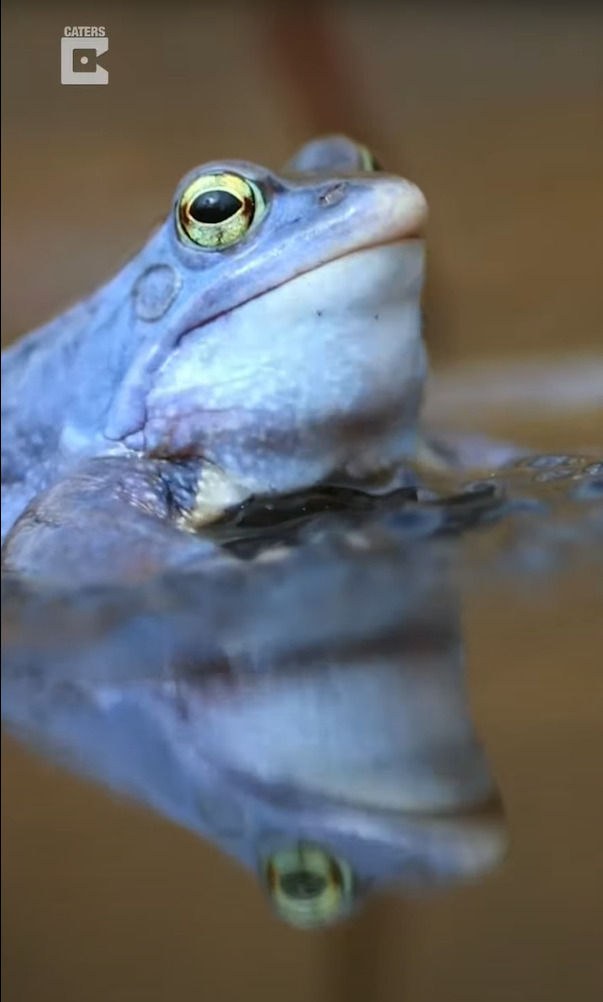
left=2, top=528, right=506, bottom=930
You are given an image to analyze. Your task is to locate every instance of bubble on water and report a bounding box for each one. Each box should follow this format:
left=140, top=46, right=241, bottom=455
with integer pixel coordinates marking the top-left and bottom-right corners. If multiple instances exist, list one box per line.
left=508, top=453, right=595, bottom=484
left=585, top=462, right=603, bottom=477
left=538, top=469, right=579, bottom=483
left=522, top=454, right=576, bottom=470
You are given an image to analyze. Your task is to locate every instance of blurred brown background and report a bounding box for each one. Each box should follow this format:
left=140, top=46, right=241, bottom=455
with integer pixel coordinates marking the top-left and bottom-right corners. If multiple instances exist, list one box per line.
left=2, top=3, right=603, bottom=1001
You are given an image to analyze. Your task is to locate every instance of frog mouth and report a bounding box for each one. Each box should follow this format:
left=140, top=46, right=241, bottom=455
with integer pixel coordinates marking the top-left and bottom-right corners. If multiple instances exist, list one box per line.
left=344, top=230, right=424, bottom=253
left=108, top=170, right=428, bottom=448
left=127, top=239, right=427, bottom=512
left=109, top=220, right=426, bottom=450
left=288, top=233, right=424, bottom=292
left=254, top=793, right=506, bottom=928
left=168, top=234, right=425, bottom=363
left=220, top=760, right=504, bottom=832
left=198, top=758, right=507, bottom=888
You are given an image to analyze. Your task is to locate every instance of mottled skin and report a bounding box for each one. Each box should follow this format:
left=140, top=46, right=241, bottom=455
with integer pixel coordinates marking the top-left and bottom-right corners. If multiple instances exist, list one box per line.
left=1, top=137, right=511, bottom=926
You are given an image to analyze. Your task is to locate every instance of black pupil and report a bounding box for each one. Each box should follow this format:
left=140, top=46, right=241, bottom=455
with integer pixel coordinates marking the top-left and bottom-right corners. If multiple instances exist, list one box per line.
left=189, top=190, right=243, bottom=224
left=280, top=870, right=327, bottom=901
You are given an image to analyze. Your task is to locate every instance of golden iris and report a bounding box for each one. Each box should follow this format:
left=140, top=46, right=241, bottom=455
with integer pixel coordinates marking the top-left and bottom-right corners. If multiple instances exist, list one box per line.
left=176, top=173, right=266, bottom=250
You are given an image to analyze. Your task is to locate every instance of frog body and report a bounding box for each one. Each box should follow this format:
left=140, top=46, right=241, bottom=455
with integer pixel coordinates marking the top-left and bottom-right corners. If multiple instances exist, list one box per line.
left=1, top=137, right=435, bottom=547
left=1, top=137, right=522, bottom=927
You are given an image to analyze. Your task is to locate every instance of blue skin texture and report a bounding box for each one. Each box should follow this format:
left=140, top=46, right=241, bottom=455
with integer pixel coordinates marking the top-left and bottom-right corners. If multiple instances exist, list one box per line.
left=1, top=137, right=507, bottom=926
left=2, top=138, right=431, bottom=543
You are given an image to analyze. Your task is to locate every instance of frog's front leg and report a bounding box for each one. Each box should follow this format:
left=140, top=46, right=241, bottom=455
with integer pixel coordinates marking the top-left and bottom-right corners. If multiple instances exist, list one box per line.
left=1, top=456, right=226, bottom=587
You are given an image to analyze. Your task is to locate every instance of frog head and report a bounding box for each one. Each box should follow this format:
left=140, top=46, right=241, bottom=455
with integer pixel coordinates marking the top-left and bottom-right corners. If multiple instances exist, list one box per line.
left=93, top=137, right=428, bottom=505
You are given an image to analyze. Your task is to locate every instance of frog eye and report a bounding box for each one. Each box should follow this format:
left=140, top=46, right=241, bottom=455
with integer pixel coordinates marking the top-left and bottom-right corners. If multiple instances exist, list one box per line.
left=357, top=144, right=383, bottom=172
left=176, top=172, right=266, bottom=250
left=262, top=845, right=354, bottom=929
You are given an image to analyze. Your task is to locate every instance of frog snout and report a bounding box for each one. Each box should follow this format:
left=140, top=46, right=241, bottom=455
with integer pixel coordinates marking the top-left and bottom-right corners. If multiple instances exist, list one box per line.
left=317, top=174, right=428, bottom=244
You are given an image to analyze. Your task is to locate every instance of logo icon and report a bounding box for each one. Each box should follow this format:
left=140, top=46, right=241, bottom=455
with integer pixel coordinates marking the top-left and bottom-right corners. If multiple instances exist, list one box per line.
left=61, top=28, right=109, bottom=85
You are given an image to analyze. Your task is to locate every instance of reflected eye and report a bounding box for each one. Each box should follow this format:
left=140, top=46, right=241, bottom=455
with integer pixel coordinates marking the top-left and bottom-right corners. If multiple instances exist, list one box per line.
left=262, top=845, right=354, bottom=929
left=176, top=172, right=266, bottom=249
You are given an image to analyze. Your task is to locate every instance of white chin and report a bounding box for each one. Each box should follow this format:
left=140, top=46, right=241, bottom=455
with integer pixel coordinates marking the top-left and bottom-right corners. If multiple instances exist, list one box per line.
left=268, top=239, right=425, bottom=328
left=148, top=240, right=427, bottom=493
left=193, top=239, right=427, bottom=414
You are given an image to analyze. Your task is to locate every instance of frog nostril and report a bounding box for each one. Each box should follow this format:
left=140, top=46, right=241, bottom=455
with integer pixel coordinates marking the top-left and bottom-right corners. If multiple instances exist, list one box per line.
left=319, top=182, right=348, bottom=208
